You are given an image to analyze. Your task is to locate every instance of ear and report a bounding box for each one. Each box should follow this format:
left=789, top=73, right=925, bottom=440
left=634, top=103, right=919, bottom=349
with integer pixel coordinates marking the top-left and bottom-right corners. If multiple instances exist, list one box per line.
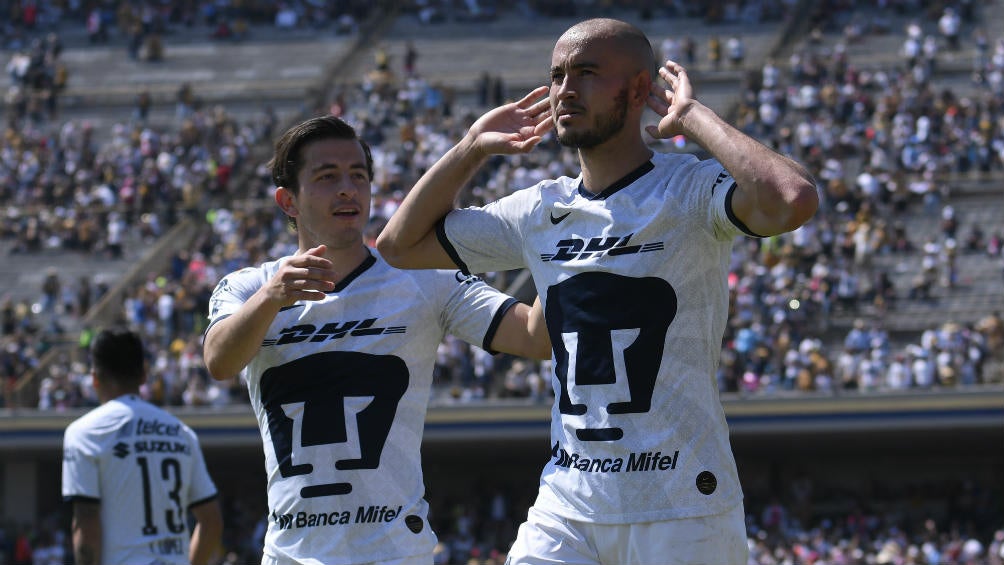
left=275, top=186, right=298, bottom=219
left=630, top=69, right=652, bottom=109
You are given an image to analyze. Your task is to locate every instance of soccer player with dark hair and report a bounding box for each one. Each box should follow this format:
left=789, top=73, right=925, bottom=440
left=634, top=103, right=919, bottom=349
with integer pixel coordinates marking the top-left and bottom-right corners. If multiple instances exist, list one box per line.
left=62, top=326, right=223, bottom=565
left=203, top=114, right=550, bottom=564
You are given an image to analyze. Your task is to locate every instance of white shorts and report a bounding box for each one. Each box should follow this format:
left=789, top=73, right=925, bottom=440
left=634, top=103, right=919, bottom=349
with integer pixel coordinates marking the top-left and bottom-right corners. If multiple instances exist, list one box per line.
left=506, top=503, right=747, bottom=565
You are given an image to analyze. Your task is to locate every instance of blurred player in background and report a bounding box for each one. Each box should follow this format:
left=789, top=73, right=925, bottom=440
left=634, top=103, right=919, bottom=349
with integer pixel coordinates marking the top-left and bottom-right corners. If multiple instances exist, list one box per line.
left=203, top=115, right=550, bottom=564
left=62, top=326, right=222, bottom=565
left=377, top=17, right=818, bottom=565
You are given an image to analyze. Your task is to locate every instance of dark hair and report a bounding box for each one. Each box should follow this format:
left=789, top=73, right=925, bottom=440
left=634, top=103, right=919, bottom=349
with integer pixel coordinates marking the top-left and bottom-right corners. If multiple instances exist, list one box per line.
left=268, top=115, right=374, bottom=192
left=90, top=326, right=146, bottom=385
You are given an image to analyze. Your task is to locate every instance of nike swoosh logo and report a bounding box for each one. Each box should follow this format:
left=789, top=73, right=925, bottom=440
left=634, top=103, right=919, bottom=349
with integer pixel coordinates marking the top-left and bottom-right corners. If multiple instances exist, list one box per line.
left=550, top=211, right=571, bottom=225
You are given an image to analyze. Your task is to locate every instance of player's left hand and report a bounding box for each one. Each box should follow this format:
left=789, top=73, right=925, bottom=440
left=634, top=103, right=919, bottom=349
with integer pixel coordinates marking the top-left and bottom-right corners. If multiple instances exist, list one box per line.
left=467, top=86, right=553, bottom=156
left=645, top=60, right=697, bottom=140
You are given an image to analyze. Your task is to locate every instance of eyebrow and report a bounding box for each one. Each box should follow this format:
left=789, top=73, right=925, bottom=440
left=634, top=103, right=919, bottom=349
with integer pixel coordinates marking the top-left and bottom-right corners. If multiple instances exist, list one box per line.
left=309, top=162, right=367, bottom=175
left=550, top=61, right=600, bottom=75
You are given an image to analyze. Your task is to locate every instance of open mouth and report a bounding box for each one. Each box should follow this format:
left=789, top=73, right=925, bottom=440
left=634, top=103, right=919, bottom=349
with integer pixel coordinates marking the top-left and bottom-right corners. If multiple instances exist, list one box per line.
left=333, top=208, right=359, bottom=217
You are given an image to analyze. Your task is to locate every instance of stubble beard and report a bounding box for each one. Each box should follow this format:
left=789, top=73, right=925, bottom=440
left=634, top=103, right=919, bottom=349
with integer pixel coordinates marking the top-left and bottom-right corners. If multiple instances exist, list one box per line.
left=556, top=87, right=629, bottom=149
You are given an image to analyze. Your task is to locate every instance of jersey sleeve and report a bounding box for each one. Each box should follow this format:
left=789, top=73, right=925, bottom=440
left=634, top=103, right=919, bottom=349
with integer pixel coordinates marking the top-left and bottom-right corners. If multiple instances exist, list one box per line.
left=206, top=266, right=267, bottom=331
left=61, top=423, right=101, bottom=502
left=672, top=156, right=757, bottom=240
left=426, top=270, right=518, bottom=352
left=437, top=188, right=539, bottom=275
left=183, top=428, right=218, bottom=508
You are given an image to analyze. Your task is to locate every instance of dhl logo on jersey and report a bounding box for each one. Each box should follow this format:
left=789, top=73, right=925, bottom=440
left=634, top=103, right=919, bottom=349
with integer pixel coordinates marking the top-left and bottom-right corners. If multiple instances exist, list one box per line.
left=540, top=234, right=664, bottom=263
left=262, top=319, right=406, bottom=347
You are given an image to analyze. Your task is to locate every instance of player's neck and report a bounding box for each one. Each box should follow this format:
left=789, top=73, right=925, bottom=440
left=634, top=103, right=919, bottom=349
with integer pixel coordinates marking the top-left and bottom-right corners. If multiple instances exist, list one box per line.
left=579, top=142, right=653, bottom=196
left=98, top=385, right=141, bottom=404
left=322, top=243, right=372, bottom=285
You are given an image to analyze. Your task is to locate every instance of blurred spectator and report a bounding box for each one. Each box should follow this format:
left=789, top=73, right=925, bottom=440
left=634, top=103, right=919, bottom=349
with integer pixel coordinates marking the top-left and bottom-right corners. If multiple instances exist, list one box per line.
left=708, top=34, right=722, bottom=70
left=726, top=34, right=745, bottom=69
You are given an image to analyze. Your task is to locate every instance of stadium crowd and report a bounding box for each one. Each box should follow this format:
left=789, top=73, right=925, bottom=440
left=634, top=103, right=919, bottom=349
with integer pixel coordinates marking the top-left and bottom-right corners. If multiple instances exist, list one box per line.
left=1, top=0, right=1002, bottom=563
left=5, top=1, right=1004, bottom=413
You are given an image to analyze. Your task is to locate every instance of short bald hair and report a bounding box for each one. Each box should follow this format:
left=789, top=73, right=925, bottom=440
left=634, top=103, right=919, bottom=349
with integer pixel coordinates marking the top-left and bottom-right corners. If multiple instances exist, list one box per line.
left=559, top=18, right=657, bottom=76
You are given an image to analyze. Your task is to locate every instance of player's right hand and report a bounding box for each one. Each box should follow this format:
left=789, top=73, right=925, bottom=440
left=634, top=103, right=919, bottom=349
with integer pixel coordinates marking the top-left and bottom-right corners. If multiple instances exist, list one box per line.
left=264, top=245, right=337, bottom=307
left=646, top=60, right=698, bottom=140
left=468, top=86, right=553, bottom=156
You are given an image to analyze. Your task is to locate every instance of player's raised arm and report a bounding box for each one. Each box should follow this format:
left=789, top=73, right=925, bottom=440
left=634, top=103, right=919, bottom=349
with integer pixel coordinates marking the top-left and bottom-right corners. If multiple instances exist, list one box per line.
left=204, top=245, right=337, bottom=379
left=646, top=60, right=818, bottom=236
left=377, top=87, right=553, bottom=269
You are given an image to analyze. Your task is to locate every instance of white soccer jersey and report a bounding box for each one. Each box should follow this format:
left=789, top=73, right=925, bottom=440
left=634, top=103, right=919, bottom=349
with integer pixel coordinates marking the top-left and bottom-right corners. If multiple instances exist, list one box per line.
left=62, top=394, right=218, bottom=565
left=207, top=249, right=516, bottom=565
left=440, top=151, right=751, bottom=524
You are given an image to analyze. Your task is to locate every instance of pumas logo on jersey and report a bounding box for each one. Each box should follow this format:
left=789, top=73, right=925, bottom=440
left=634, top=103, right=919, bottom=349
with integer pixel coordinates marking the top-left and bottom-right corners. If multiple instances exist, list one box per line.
left=261, top=351, right=408, bottom=500
left=113, top=442, right=130, bottom=459
left=262, top=319, right=406, bottom=347
left=540, top=234, right=664, bottom=263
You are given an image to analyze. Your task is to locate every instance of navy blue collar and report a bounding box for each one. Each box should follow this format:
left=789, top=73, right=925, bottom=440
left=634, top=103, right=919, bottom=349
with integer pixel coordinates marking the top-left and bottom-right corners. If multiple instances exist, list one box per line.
left=331, top=249, right=376, bottom=293
left=577, top=160, right=655, bottom=200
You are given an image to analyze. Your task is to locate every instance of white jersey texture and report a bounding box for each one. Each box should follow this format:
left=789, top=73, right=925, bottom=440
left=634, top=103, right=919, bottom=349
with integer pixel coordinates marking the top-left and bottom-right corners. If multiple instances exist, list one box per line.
left=207, top=249, right=517, bottom=565
left=440, top=151, right=752, bottom=524
left=62, top=394, right=218, bottom=565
